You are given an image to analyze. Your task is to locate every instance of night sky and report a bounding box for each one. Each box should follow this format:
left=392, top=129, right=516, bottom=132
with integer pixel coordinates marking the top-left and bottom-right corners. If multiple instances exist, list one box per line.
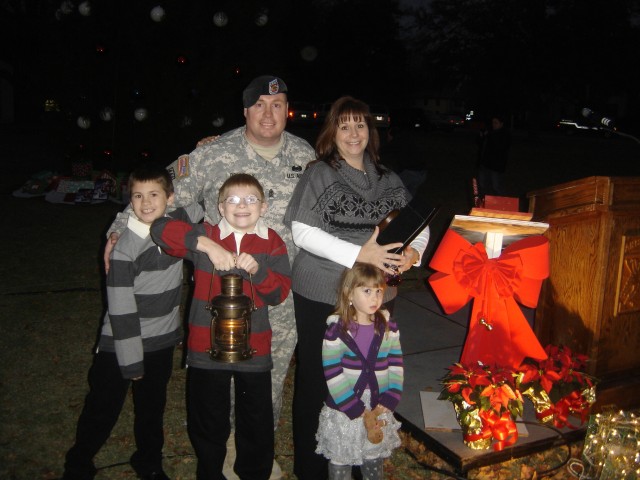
left=3, top=1, right=410, bottom=166
left=1, top=0, right=638, bottom=169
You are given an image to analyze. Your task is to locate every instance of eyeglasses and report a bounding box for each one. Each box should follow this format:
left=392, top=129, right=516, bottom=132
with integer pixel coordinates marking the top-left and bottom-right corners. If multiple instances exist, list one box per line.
left=223, top=195, right=262, bottom=205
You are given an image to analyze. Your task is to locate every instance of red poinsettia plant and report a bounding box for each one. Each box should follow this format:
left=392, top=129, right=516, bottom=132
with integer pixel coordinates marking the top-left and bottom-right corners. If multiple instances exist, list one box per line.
left=517, top=344, right=597, bottom=428
left=439, top=362, right=523, bottom=450
left=439, top=345, right=598, bottom=449
left=439, top=362, right=524, bottom=418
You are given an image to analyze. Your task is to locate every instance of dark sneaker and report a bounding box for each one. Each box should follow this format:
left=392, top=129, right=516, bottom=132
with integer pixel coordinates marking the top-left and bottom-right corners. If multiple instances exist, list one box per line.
left=138, top=472, right=170, bottom=480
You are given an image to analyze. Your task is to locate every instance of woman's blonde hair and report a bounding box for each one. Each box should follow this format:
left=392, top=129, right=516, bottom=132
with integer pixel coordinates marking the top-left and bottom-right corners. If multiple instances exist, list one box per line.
left=334, top=262, right=388, bottom=336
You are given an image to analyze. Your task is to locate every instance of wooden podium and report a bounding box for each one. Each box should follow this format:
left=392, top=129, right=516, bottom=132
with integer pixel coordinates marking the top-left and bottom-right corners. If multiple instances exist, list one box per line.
left=527, top=176, right=640, bottom=411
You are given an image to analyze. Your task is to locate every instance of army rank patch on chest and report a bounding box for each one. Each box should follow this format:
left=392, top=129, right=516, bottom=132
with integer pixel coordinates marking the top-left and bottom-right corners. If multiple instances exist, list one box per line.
left=285, top=164, right=303, bottom=180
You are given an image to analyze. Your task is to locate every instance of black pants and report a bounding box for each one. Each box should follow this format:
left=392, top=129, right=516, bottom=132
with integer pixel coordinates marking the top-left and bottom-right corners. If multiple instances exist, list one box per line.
left=186, top=367, right=274, bottom=480
left=292, top=293, right=333, bottom=480
left=477, top=164, right=505, bottom=196
left=63, top=347, right=174, bottom=480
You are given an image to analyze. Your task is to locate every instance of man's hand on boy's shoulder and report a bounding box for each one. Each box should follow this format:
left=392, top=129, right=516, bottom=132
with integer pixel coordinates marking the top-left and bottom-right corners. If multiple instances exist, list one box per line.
left=104, top=232, right=120, bottom=274
left=196, top=135, right=220, bottom=147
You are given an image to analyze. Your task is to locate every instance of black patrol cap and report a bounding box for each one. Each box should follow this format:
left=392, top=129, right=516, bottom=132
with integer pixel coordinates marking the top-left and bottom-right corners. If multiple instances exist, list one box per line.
left=242, top=75, right=288, bottom=108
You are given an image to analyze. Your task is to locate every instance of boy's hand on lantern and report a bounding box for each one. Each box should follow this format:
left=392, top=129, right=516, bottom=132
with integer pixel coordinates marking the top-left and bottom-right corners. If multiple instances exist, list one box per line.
left=196, top=236, right=236, bottom=270
left=235, top=253, right=258, bottom=275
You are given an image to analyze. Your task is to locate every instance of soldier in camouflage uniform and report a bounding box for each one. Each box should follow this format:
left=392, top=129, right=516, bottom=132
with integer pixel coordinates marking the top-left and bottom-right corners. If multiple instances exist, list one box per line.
left=104, top=76, right=315, bottom=475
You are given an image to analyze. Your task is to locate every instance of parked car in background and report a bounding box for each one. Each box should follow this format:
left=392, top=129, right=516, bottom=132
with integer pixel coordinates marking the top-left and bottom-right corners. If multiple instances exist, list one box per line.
left=429, top=113, right=465, bottom=131
left=369, top=104, right=391, bottom=130
left=287, top=101, right=317, bottom=125
left=315, top=102, right=332, bottom=126
left=389, top=107, right=429, bottom=131
left=555, top=118, right=616, bottom=138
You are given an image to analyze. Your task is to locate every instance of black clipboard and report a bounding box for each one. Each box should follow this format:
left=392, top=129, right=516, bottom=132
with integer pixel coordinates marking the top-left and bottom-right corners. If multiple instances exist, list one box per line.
left=377, top=200, right=439, bottom=254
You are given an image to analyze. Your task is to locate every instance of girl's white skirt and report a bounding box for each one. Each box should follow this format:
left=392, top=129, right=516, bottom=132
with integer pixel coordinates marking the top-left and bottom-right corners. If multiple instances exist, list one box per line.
left=315, top=389, right=401, bottom=465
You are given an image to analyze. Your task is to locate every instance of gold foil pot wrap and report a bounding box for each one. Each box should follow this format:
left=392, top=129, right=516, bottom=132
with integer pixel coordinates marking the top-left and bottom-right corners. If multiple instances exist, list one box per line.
left=521, top=385, right=554, bottom=424
left=580, top=384, right=597, bottom=407
left=452, top=401, right=492, bottom=450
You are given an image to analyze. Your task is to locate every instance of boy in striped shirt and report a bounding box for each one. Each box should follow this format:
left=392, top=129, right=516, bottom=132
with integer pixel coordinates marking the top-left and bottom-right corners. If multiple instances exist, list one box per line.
left=150, top=173, right=291, bottom=480
left=63, top=165, right=201, bottom=480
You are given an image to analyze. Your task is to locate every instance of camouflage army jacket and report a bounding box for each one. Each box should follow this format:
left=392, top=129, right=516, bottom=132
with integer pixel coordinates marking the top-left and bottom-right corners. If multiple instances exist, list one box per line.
left=109, top=126, right=315, bottom=262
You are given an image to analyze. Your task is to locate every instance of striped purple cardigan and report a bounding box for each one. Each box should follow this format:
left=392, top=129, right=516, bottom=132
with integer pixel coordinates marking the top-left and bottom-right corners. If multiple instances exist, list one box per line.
left=322, top=313, right=404, bottom=420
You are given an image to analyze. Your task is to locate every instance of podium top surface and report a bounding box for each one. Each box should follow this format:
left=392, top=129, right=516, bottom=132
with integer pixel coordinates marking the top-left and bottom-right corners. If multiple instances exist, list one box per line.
left=451, top=214, right=549, bottom=236
left=527, top=176, right=640, bottom=220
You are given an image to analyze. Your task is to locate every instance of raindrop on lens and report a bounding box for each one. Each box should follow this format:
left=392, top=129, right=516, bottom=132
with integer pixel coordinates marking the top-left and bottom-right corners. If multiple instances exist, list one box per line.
left=213, top=11, right=228, bottom=27
left=134, top=108, right=148, bottom=121
left=150, top=6, right=165, bottom=22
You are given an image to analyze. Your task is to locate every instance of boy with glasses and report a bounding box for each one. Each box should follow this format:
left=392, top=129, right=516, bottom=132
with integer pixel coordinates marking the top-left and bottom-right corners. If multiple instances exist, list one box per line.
left=150, top=174, right=291, bottom=480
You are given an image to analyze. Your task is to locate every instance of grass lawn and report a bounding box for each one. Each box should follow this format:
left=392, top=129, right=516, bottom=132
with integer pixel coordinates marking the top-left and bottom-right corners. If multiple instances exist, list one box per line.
left=1, top=127, right=639, bottom=479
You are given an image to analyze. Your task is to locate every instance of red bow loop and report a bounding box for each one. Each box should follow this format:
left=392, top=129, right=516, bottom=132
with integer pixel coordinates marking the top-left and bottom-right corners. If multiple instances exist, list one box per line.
left=452, top=242, right=488, bottom=294
left=453, top=244, right=523, bottom=299
left=477, top=410, right=519, bottom=451
left=488, top=254, right=523, bottom=298
left=551, top=391, right=589, bottom=429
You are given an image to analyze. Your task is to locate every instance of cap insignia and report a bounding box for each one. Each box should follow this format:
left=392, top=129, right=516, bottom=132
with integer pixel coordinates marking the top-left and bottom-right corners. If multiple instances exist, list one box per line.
left=268, top=79, right=279, bottom=95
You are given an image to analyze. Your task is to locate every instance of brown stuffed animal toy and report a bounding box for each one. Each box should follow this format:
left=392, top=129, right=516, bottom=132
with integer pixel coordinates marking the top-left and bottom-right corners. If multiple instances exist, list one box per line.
left=363, top=406, right=385, bottom=444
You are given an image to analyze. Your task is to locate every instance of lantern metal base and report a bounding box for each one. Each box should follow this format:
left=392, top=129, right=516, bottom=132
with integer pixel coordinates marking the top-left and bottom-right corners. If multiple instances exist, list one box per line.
left=208, top=348, right=256, bottom=363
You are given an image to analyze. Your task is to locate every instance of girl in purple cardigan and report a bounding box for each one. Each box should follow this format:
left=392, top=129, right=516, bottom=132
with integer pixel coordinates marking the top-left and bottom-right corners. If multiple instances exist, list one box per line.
left=315, top=263, right=404, bottom=480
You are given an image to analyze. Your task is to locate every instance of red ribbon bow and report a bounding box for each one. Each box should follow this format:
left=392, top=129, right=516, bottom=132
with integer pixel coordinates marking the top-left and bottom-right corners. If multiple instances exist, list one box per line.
left=429, top=229, right=550, bottom=368
left=551, top=391, right=590, bottom=429
left=464, top=410, right=519, bottom=451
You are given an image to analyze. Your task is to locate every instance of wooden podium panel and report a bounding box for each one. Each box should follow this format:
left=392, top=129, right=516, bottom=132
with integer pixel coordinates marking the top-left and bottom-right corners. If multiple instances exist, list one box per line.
left=527, top=176, right=640, bottom=410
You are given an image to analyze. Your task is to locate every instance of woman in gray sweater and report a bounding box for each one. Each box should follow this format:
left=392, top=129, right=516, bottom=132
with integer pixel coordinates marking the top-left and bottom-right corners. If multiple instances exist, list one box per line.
left=284, top=96, right=429, bottom=480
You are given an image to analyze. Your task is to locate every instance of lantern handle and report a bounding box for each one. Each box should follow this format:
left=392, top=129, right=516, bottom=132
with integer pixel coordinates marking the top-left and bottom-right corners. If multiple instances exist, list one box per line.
left=203, top=252, right=256, bottom=311
left=248, top=273, right=257, bottom=311
left=205, top=264, right=217, bottom=311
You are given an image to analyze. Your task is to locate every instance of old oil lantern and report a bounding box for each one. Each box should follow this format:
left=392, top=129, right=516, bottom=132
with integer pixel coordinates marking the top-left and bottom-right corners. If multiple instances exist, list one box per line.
left=206, top=273, right=256, bottom=363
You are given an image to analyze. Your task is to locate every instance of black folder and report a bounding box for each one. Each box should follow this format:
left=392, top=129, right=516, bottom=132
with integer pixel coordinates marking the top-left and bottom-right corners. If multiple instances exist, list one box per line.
left=376, top=200, right=439, bottom=254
